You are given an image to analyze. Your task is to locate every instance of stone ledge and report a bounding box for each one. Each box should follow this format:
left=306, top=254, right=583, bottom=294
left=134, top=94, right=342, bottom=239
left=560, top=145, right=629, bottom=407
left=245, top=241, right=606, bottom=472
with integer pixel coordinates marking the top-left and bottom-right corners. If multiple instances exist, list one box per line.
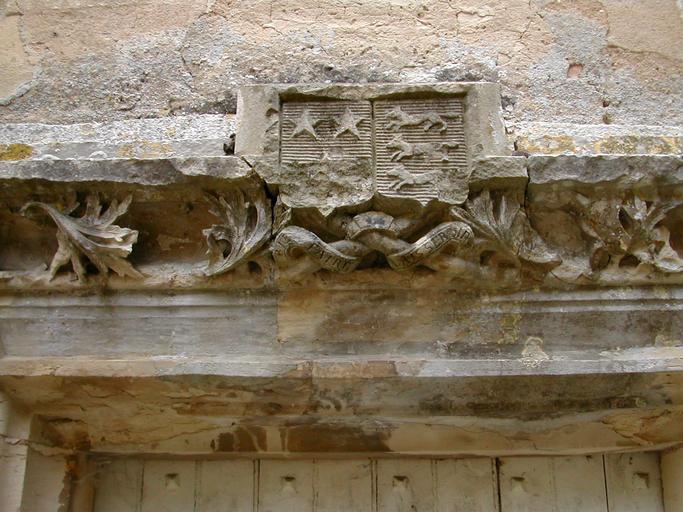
left=0, top=156, right=252, bottom=184
left=0, top=287, right=680, bottom=360
left=0, top=114, right=234, bottom=160
left=2, top=154, right=679, bottom=189
left=514, top=122, right=683, bottom=155
left=0, top=348, right=682, bottom=379
left=528, top=154, right=683, bottom=187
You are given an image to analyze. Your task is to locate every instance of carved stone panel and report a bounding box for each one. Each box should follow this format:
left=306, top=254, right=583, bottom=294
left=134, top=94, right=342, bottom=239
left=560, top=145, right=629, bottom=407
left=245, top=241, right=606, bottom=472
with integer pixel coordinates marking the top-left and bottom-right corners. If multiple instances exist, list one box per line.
left=281, top=101, right=372, bottom=162
left=375, top=97, right=468, bottom=204
left=279, top=101, right=374, bottom=209
left=279, top=97, right=467, bottom=208
left=239, top=83, right=505, bottom=212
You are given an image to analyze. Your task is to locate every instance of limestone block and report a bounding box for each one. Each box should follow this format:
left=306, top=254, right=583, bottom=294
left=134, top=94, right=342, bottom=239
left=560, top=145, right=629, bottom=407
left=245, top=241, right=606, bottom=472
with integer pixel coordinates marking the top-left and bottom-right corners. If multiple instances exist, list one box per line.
left=0, top=16, right=36, bottom=106
left=469, top=156, right=528, bottom=190
left=514, top=122, right=683, bottom=156
left=605, top=452, right=664, bottom=512
left=0, top=392, right=30, bottom=512
left=0, top=114, right=235, bottom=160
left=499, top=455, right=607, bottom=511
left=528, top=155, right=683, bottom=188
left=238, top=82, right=506, bottom=211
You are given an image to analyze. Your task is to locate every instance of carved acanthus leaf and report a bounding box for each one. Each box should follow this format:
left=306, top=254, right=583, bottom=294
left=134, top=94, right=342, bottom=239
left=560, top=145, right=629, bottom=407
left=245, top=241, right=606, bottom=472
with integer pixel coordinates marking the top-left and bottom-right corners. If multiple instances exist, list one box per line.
left=203, top=186, right=272, bottom=276
left=572, top=195, right=683, bottom=272
left=21, top=194, right=142, bottom=282
left=450, top=190, right=561, bottom=273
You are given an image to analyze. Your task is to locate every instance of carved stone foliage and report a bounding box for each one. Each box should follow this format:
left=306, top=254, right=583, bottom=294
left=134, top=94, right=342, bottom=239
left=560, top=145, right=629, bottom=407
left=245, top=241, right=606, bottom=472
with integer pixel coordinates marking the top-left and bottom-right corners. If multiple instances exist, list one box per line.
left=203, top=185, right=272, bottom=276
left=570, top=194, right=683, bottom=273
left=21, top=194, right=142, bottom=282
left=272, top=207, right=476, bottom=277
left=451, top=190, right=562, bottom=278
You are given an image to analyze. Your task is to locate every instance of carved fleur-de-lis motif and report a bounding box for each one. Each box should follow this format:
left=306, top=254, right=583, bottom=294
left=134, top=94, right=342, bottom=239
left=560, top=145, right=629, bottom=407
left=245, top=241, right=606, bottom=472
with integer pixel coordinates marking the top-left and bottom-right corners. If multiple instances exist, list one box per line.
left=21, top=194, right=142, bottom=282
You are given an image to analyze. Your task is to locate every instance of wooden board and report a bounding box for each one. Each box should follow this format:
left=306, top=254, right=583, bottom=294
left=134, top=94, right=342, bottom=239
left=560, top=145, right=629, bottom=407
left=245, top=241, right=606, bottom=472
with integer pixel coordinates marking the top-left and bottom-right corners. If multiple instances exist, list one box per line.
left=140, top=459, right=197, bottom=512
left=197, top=460, right=255, bottom=512
left=92, top=458, right=143, bottom=512
left=499, top=455, right=607, bottom=512
left=605, top=452, right=664, bottom=512
left=315, top=459, right=373, bottom=512
left=87, top=453, right=666, bottom=512
left=436, top=458, right=498, bottom=512
left=377, top=459, right=435, bottom=512
left=258, top=460, right=314, bottom=512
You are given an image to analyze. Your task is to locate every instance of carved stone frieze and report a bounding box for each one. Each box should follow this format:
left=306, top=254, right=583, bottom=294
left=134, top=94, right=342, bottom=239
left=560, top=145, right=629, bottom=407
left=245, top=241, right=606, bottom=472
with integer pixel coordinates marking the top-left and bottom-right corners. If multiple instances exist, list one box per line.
left=272, top=207, right=476, bottom=277
left=20, top=194, right=142, bottom=282
left=271, top=190, right=562, bottom=282
left=0, top=87, right=681, bottom=291
left=527, top=155, right=683, bottom=285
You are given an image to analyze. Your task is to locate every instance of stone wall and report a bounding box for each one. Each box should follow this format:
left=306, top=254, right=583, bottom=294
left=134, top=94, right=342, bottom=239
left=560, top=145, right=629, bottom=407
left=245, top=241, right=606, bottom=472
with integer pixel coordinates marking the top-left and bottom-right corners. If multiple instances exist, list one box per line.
left=1, top=2, right=683, bottom=511
left=0, top=0, right=682, bottom=126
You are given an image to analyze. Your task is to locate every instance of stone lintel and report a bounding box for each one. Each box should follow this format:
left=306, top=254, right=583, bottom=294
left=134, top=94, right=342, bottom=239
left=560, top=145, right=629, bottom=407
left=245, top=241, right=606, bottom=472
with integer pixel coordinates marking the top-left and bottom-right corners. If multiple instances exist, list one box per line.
left=0, top=287, right=680, bottom=361
left=1, top=371, right=682, bottom=457
left=0, top=350, right=682, bottom=379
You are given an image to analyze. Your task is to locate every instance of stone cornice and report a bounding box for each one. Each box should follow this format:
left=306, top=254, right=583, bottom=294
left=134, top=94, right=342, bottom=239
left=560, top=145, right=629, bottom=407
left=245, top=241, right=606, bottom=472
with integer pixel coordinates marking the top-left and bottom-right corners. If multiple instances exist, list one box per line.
left=0, top=153, right=680, bottom=291
left=2, top=83, right=681, bottom=291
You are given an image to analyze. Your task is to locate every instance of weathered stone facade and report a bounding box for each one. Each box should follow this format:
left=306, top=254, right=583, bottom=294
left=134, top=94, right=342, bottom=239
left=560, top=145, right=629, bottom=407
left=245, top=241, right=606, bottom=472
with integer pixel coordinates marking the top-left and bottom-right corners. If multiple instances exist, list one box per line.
left=1, top=1, right=683, bottom=511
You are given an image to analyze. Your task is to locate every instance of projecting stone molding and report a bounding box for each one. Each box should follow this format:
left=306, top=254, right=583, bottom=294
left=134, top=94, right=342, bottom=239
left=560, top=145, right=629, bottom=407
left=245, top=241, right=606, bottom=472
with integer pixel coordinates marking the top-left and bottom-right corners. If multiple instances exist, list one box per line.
left=1, top=84, right=683, bottom=511
left=0, top=84, right=681, bottom=290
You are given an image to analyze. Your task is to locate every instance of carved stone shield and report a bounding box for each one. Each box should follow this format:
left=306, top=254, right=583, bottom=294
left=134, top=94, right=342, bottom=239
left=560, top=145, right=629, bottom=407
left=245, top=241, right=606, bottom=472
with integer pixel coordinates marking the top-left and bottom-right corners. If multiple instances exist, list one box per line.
left=238, top=83, right=507, bottom=211
left=375, top=97, right=467, bottom=204
left=281, top=101, right=372, bottom=165
left=280, top=98, right=467, bottom=207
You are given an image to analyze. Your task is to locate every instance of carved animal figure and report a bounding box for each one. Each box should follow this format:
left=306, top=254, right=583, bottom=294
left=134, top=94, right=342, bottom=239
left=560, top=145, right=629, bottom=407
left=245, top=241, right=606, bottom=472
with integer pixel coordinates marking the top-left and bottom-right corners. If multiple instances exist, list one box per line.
left=386, top=135, right=459, bottom=162
left=384, top=106, right=461, bottom=133
left=386, top=165, right=438, bottom=190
